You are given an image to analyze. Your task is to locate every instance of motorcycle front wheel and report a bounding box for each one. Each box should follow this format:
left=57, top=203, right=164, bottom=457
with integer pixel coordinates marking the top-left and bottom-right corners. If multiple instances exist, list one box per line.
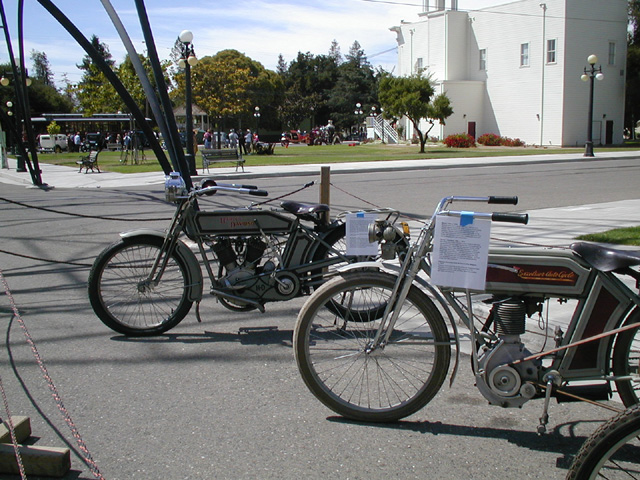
left=88, top=236, right=193, bottom=336
left=294, top=271, right=451, bottom=422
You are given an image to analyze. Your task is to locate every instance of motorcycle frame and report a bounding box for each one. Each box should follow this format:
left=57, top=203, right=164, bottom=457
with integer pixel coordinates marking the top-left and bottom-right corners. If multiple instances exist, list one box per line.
left=363, top=197, right=640, bottom=392
left=136, top=194, right=354, bottom=308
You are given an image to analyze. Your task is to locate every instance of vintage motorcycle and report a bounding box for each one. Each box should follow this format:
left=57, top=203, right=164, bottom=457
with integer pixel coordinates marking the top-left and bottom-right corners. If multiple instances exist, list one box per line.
left=294, top=195, right=640, bottom=432
left=88, top=175, right=408, bottom=336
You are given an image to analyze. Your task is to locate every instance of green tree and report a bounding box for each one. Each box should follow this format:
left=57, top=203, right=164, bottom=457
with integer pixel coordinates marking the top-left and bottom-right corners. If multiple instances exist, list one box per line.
left=326, top=41, right=378, bottom=131
left=378, top=72, right=453, bottom=153
left=76, top=35, right=119, bottom=115
left=173, top=49, right=283, bottom=132
left=30, top=50, right=54, bottom=86
left=627, top=0, right=640, bottom=137
left=47, top=120, right=61, bottom=135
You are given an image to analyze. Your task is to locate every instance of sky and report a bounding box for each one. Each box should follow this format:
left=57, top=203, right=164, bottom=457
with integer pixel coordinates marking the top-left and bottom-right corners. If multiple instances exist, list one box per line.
left=0, top=0, right=502, bottom=87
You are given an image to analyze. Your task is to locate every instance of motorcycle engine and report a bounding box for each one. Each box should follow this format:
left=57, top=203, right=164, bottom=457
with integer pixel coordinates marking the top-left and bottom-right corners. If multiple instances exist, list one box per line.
left=212, top=236, right=267, bottom=287
left=475, top=298, right=542, bottom=408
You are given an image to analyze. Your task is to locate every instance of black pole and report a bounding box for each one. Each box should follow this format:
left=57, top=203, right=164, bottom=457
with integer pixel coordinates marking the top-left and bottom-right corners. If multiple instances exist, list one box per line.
left=183, top=51, right=196, bottom=175
left=134, top=0, right=191, bottom=187
left=585, top=67, right=595, bottom=157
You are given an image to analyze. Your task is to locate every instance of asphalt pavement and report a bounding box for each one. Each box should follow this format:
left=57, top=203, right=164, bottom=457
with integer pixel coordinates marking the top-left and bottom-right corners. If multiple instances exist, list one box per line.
left=1, top=150, right=639, bottom=479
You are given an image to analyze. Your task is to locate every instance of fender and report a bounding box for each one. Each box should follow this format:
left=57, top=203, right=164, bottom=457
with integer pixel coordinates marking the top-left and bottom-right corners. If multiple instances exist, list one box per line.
left=120, top=229, right=203, bottom=302
left=337, top=260, right=461, bottom=386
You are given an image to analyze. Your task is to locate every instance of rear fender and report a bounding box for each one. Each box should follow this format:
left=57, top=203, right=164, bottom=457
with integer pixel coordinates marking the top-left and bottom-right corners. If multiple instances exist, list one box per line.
left=120, top=230, right=203, bottom=302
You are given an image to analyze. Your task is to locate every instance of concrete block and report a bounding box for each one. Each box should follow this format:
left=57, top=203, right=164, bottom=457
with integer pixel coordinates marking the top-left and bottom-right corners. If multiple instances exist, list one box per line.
left=0, top=443, right=71, bottom=477
left=0, top=416, right=31, bottom=444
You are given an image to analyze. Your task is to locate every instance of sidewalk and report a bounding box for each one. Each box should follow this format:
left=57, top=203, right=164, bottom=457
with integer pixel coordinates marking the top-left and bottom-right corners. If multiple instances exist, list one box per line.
left=2, top=149, right=640, bottom=189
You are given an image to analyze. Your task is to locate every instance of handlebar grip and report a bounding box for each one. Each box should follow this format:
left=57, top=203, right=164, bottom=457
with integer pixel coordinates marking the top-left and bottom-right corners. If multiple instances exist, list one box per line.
left=488, top=196, right=518, bottom=205
left=491, top=212, right=529, bottom=224
left=249, top=189, right=269, bottom=197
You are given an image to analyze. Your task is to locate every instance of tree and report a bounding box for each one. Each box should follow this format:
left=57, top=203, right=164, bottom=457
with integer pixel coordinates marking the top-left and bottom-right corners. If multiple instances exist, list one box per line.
left=627, top=1, right=640, bottom=136
left=378, top=72, right=453, bottom=153
left=172, top=49, right=284, bottom=132
left=30, top=50, right=54, bottom=86
left=76, top=35, right=119, bottom=115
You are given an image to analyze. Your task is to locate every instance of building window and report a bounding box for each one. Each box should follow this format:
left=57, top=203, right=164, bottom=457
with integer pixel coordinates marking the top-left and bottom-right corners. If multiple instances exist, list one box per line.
left=520, top=43, right=529, bottom=67
left=415, top=57, right=423, bottom=72
left=479, top=49, right=487, bottom=70
left=546, top=39, right=556, bottom=64
left=609, top=42, right=616, bottom=65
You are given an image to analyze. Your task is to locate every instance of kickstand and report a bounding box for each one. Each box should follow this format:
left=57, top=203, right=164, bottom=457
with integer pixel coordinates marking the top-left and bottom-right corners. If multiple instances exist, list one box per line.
left=195, top=301, right=203, bottom=323
left=537, top=370, right=560, bottom=435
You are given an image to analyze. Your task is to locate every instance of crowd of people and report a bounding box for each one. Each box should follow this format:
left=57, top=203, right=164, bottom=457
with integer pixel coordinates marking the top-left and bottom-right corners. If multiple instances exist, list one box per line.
left=202, top=128, right=259, bottom=155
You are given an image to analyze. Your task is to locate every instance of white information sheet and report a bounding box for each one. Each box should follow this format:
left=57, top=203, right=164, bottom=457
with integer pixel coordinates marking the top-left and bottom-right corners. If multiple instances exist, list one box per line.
left=431, top=214, right=491, bottom=291
left=345, top=212, right=379, bottom=256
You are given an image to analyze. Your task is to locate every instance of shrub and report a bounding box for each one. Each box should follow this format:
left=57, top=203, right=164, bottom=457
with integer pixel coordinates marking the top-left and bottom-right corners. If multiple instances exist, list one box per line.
left=500, top=137, right=525, bottom=147
left=477, top=133, right=501, bottom=146
left=444, top=133, right=476, bottom=148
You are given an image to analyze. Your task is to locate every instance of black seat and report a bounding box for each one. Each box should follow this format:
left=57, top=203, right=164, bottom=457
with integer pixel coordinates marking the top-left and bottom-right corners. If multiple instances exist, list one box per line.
left=281, top=200, right=330, bottom=225
left=571, top=242, right=640, bottom=272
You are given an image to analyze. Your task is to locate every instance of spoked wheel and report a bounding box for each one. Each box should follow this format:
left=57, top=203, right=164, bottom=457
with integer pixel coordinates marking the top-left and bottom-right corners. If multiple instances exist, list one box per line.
left=88, top=236, right=193, bottom=336
left=294, top=271, right=451, bottom=422
left=566, top=404, right=640, bottom=480
left=613, top=311, right=640, bottom=407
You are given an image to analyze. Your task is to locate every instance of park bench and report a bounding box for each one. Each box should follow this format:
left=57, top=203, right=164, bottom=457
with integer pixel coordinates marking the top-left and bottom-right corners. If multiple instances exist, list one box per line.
left=106, top=142, right=122, bottom=151
left=201, top=148, right=245, bottom=172
left=76, top=150, right=101, bottom=173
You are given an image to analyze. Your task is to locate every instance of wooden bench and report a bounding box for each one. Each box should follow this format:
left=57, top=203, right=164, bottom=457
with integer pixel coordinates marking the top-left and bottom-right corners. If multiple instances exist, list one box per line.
left=201, top=148, right=245, bottom=172
left=76, top=150, right=101, bottom=173
left=106, top=142, right=122, bottom=151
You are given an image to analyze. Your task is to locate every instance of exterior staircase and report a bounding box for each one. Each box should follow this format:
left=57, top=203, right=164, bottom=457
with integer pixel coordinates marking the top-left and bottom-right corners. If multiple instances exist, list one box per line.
left=368, top=115, right=399, bottom=144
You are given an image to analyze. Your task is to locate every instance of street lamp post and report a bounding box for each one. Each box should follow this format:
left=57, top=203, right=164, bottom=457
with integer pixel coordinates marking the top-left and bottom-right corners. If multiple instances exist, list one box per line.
left=178, top=30, right=198, bottom=175
left=580, top=54, right=604, bottom=157
left=254, top=106, right=261, bottom=136
left=1, top=72, right=31, bottom=172
left=354, top=102, right=363, bottom=140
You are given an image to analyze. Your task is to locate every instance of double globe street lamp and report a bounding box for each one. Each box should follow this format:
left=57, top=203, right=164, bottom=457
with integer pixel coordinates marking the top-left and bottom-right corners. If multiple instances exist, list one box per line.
left=580, top=54, right=604, bottom=157
left=178, top=30, right=198, bottom=175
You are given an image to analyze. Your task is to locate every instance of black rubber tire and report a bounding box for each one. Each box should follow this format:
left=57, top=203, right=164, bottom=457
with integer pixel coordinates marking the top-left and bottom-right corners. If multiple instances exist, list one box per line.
left=88, top=236, right=192, bottom=336
left=294, top=271, right=451, bottom=422
left=566, top=403, right=640, bottom=480
left=613, top=311, right=640, bottom=407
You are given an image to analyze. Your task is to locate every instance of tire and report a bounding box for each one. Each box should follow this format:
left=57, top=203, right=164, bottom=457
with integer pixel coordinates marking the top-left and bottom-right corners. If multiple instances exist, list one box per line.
left=88, top=237, right=193, bottom=336
left=613, top=311, right=640, bottom=407
left=566, top=404, right=640, bottom=480
left=294, top=271, right=451, bottom=422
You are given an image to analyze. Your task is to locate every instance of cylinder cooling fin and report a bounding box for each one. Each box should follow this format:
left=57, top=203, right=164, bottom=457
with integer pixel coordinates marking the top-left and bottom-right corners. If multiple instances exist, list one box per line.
left=494, top=299, right=527, bottom=335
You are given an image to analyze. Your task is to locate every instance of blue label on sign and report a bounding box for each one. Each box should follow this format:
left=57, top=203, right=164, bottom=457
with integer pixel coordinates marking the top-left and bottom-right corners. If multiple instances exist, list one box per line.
left=460, top=211, right=474, bottom=226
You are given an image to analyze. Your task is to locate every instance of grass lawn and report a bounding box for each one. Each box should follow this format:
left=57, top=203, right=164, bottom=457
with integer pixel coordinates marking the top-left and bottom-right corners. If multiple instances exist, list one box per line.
left=27, top=142, right=598, bottom=174
left=576, top=226, right=640, bottom=246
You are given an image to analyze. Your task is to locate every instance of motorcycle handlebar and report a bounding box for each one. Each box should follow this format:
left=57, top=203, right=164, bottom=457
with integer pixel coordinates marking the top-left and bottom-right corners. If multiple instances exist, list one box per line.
left=488, top=196, right=518, bottom=205
left=491, top=212, right=529, bottom=224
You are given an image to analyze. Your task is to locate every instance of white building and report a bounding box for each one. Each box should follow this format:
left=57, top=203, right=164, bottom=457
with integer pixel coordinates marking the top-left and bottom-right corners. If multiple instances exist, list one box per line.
left=390, top=0, right=628, bottom=146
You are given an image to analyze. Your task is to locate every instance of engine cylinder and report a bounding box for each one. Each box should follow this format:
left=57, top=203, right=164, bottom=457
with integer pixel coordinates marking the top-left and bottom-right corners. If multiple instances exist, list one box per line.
left=494, top=299, right=526, bottom=335
left=212, top=238, right=237, bottom=270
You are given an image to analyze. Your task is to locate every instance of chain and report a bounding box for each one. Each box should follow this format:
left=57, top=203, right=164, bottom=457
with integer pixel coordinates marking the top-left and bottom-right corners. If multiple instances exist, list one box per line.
left=0, top=268, right=105, bottom=479
left=0, top=379, right=27, bottom=479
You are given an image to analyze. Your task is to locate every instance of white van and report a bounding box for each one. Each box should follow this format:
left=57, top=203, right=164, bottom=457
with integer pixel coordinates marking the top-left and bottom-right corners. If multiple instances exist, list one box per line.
left=38, top=134, right=68, bottom=153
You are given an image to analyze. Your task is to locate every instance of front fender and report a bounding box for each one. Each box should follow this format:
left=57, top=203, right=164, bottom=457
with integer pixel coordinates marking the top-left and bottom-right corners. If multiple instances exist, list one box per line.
left=120, top=230, right=203, bottom=302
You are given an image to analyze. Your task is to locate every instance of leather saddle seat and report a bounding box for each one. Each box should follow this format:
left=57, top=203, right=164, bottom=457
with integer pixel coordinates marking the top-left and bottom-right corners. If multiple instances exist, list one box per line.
left=281, top=200, right=330, bottom=225
left=571, top=241, right=640, bottom=272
